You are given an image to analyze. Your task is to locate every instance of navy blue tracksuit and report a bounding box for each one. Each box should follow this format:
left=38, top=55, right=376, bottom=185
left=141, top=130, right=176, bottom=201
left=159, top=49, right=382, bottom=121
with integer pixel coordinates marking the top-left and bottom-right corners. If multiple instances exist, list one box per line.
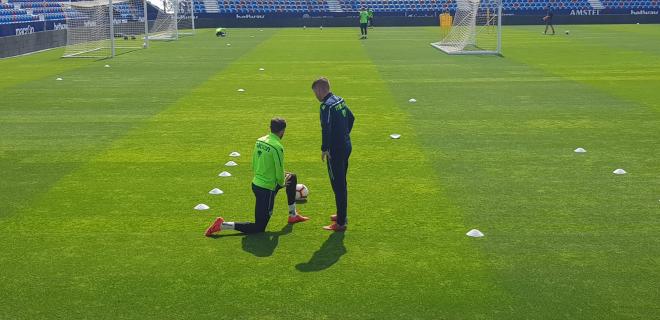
left=544, top=8, right=555, bottom=34
left=320, top=93, right=355, bottom=226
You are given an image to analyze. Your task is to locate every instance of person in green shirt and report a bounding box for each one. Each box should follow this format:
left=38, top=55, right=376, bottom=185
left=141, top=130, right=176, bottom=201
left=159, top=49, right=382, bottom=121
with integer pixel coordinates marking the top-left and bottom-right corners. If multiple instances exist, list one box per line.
left=205, top=118, right=309, bottom=236
left=359, top=7, right=369, bottom=39
left=215, top=27, right=227, bottom=37
left=368, top=8, right=374, bottom=28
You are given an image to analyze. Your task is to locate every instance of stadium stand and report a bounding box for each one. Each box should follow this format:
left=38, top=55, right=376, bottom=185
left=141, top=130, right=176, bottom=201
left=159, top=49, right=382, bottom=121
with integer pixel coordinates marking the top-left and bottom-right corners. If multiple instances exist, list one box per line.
left=601, top=0, right=659, bottom=9
left=0, top=0, right=658, bottom=25
left=203, top=0, right=654, bottom=14
left=208, top=0, right=330, bottom=13
left=0, top=0, right=142, bottom=25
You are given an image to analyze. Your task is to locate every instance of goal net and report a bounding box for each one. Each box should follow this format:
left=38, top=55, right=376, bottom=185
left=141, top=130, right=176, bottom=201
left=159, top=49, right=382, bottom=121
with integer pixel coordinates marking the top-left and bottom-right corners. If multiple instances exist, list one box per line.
left=431, top=0, right=502, bottom=55
left=177, top=0, right=195, bottom=35
left=63, top=0, right=148, bottom=58
left=149, top=0, right=195, bottom=41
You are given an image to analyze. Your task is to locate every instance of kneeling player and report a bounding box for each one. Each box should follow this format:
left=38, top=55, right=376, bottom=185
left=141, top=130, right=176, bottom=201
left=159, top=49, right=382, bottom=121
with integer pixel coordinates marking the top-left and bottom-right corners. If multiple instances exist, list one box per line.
left=205, top=118, right=309, bottom=236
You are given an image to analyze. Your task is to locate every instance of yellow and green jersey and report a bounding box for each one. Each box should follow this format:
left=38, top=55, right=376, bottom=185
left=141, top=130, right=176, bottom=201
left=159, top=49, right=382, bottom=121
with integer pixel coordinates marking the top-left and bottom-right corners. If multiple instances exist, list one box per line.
left=359, top=11, right=369, bottom=24
left=252, top=133, right=285, bottom=191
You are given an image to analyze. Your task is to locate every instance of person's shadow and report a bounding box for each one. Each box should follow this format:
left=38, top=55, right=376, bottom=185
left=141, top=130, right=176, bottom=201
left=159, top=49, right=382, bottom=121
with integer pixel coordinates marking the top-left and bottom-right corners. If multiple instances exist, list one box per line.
left=295, top=232, right=346, bottom=272
left=240, top=224, right=293, bottom=257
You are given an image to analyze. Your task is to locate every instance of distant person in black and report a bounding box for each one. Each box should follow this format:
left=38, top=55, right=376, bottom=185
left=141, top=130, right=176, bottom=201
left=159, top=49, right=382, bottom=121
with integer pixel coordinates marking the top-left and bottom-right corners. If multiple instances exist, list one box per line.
left=543, top=6, right=555, bottom=35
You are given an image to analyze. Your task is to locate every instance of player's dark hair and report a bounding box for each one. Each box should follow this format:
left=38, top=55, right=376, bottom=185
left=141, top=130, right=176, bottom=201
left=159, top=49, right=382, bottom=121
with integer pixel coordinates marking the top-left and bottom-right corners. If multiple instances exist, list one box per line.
left=311, top=77, right=330, bottom=90
left=270, top=117, right=287, bottom=133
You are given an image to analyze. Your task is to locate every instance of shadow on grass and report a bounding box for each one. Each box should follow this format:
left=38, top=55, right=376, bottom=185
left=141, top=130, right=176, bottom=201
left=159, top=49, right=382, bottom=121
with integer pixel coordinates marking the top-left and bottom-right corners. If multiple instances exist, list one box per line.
left=240, top=224, right=293, bottom=257
left=295, top=232, right=346, bottom=272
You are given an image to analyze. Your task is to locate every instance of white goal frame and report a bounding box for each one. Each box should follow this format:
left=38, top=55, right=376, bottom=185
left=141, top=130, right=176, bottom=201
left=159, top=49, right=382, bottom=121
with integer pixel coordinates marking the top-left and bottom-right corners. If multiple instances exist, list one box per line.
left=149, top=0, right=195, bottom=41
left=431, top=0, right=502, bottom=55
left=62, top=0, right=150, bottom=58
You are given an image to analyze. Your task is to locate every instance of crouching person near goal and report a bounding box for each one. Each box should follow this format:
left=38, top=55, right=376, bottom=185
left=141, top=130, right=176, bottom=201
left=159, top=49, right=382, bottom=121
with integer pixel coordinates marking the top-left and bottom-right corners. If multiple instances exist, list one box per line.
left=205, top=118, right=309, bottom=236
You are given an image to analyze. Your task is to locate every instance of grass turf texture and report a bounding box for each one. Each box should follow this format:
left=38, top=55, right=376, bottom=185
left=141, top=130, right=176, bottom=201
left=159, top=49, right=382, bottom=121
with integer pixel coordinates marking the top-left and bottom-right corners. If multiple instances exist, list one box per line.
left=1, top=25, right=659, bottom=319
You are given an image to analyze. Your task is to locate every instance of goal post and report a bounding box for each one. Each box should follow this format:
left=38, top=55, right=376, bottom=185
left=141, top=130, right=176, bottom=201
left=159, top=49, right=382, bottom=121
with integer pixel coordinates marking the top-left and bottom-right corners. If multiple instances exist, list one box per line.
left=149, top=0, right=195, bottom=41
left=63, top=0, right=149, bottom=58
left=177, top=0, right=195, bottom=35
left=431, top=0, right=502, bottom=55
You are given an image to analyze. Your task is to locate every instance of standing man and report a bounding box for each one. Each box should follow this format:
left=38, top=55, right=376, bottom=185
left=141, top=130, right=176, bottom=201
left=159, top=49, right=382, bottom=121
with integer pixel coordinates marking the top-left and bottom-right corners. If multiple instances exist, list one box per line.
left=359, top=7, right=369, bottom=39
left=205, top=118, right=309, bottom=236
left=311, top=78, right=355, bottom=232
left=543, top=6, right=555, bottom=35
left=367, top=8, right=374, bottom=28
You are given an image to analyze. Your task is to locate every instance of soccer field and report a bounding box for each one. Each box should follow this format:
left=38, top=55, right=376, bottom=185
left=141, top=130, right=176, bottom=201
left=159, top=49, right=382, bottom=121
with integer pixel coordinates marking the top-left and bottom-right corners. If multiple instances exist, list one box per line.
left=1, top=25, right=659, bottom=319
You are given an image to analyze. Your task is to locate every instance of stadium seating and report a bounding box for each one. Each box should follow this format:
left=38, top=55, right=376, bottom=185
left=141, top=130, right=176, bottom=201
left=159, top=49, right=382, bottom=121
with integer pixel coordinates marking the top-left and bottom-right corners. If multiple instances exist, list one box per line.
left=1, top=0, right=658, bottom=26
left=211, top=0, right=330, bottom=13
left=0, top=0, right=70, bottom=24
left=602, top=0, right=659, bottom=9
left=208, top=0, right=598, bottom=13
left=203, top=0, right=657, bottom=14
left=339, top=0, right=598, bottom=13
left=194, top=0, right=207, bottom=12
left=0, top=0, right=142, bottom=25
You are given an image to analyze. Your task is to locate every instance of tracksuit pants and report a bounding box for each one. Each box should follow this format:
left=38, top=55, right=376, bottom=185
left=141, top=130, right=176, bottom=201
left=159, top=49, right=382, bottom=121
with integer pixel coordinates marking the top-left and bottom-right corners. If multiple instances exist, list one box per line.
left=234, top=174, right=298, bottom=234
left=545, top=20, right=555, bottom=34
left=328, top=148, right=351, bottom=226
left=360, top=23, right=368, bottom=36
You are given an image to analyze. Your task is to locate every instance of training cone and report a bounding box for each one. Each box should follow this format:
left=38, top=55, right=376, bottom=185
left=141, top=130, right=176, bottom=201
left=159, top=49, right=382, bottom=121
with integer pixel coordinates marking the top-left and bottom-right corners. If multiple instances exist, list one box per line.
left=259, top=68, right=265, bottom=71
left=194, top=204, right=210, bottom=210
left=56, top=77, right=63, bottom=81
left=104, top=65, right=110, bottom=68
left=237, top=88, right=245, bottom=92
left=218, top=171, right=232, bottom=177
left=613, top=169, right=627, bottom=175
left=209, top=188, right=224, bottom=195
left=390, top=134, right=401, bottom=139
left=574, top=147, right=586, bottom=153
left=225, top=161, right=238, bottom=167
left=227, top=43, right=231, bottom=46
left=408, top=98, right=417, bottom=103
left=229, top=151, right=241, bottom=157
left=466, top=229, right=484, bottom=238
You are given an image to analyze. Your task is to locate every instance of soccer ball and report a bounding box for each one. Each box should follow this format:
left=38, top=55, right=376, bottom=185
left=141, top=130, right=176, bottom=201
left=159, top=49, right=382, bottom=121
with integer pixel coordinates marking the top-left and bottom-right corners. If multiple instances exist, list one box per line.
left=295, top=184, right=309, bottom=201
left=565, top=30, right=570, bottom=35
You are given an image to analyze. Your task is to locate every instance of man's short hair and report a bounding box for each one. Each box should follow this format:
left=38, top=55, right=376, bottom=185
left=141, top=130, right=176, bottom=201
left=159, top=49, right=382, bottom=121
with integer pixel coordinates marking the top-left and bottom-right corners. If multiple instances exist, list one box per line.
left=270, top=117, right=287, bottom=133
left=311, top=77, right=330, bottom=91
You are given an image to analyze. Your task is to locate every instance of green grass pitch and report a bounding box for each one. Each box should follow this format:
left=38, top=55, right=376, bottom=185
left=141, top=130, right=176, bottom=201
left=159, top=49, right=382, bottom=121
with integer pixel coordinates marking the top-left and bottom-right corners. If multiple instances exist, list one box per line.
left=1, top=25, right=659, bottom=319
